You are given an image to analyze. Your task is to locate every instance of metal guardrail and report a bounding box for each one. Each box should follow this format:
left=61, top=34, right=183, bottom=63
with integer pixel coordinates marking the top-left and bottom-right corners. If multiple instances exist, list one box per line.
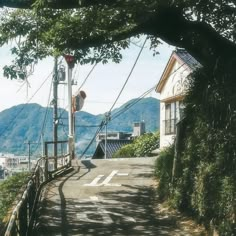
left=3, top=141, right=71, bottom=236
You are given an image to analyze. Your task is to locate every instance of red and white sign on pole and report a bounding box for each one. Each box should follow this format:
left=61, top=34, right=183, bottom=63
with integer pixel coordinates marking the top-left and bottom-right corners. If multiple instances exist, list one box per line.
left=64, top=54, right=75, bottom=68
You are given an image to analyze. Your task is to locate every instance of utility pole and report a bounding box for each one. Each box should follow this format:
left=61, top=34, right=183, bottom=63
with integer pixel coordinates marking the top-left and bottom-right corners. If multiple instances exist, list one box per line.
left=64, top=55, right=75, bottom=162
left=24, top=141, right=37, bottom=172
left=104, top=112, right=111, bottom=159
left=53, top=57, right=58, bottom=169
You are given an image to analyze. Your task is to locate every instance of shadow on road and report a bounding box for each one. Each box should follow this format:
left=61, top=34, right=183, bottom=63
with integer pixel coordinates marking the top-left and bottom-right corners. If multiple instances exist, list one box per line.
left=32, top=159, right=204, bottom=236
left=81, top=160, right=97, bottom=169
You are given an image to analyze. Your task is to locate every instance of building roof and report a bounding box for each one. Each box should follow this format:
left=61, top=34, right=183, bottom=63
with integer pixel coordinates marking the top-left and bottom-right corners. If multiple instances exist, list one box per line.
left=175, top=49, right=201, bottom=71
left=156, top=49, right=201, bottom=93
left=92, top=139, right=132, bottom=159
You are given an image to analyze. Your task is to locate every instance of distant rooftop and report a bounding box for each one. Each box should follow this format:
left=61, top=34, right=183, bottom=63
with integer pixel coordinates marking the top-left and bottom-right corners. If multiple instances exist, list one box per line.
left=93, top=139, right=132, bottom=159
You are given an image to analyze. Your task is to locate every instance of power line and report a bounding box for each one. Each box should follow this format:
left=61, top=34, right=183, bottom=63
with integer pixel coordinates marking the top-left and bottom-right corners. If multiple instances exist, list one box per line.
left=79, top=120, right=105, bottom=159
left=109, top=37, right=147, bottom=112
left=78, top=62, right=98, bottom=90
left=78, top=39, right=148, bottom=158
left=59, top=123, right=100, bottom=128
left=111, top=87, right=154, bottom=122
left=57, top=62, right=98, bottom=122
left=0, top=71, right=53, bottom=138
left=31, top=77, right=54, bottom=155
left=78, top=52, right=194, bottom=158
left=110, top=56, right=193, bottom=121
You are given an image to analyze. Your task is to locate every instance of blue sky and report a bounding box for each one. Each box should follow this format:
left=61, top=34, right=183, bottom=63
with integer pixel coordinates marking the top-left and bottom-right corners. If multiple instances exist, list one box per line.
left=0, top=39, right=173, bottom=115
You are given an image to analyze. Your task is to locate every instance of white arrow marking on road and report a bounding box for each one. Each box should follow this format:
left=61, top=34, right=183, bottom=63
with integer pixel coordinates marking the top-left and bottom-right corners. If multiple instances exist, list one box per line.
left=84, top=170, right=128, bottom=187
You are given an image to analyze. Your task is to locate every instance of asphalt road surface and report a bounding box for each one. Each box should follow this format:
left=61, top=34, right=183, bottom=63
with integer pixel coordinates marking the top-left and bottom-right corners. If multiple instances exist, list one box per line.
left=33, top=157, right=203, bottom=236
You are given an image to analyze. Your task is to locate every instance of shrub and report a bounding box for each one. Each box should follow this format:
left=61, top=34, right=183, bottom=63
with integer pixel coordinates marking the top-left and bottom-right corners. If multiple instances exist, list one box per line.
left=155, top=65, right=236, bottom=234
left=113, top=132, right=159, bottom=158
left=112, top=143, right=135, bottom=158
left=154, top=145, right=174, bottom=201
left=0, top=172, right=29, bottom=222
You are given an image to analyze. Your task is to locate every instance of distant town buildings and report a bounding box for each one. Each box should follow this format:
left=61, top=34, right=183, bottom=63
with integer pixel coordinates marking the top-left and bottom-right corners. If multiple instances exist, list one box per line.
left=0, top=153, right=37, bottom=180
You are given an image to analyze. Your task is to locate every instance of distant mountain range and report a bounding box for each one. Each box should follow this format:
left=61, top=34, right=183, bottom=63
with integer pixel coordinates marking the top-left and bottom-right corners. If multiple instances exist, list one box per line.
left=0, top=97, right=160, bottom=156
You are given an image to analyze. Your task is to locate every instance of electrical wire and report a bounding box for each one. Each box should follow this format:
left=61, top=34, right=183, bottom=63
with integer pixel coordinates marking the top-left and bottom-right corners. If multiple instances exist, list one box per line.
left=111, top=87, right=155, bottom=122
left=0, top=71, right=53, bottom=138
left=110, top=52, right=194, bottom=122
left=28, top=57, right=65, bottom=155
left=78, top=62, right=98, bottom=90
left=78, top=51, right=194, bottom=158
left=108, top=37, right=147, bottom=112
left=78, top=39, right=147, bottom=158
left=31, top=77, right=54, bottom=155
left=79, top=120, right=105, bottom=159
left=57, top=62, right=98, bottom=122
left=59, top=124, right=100, bottom=128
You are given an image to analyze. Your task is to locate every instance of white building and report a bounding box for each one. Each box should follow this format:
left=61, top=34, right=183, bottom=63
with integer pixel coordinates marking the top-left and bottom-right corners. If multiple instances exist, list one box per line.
left=133, top=121, right=145, bottom=137
left=156, top=49, right=200, bottom=148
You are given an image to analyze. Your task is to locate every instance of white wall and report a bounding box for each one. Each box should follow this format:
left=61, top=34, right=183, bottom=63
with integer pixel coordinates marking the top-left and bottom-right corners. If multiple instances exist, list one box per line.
left=159, top=59, right=190, bottom=149
left=160, top=61, right=190, bottom=101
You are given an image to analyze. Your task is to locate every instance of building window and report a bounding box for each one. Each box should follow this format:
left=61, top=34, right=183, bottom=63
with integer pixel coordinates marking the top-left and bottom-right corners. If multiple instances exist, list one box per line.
left=164, top=102, right=177, bottom=135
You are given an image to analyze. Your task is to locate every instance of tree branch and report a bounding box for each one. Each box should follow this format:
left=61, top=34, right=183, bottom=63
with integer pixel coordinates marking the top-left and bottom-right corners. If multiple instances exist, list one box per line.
left=140, top=6, right=236, bottom=68
left=0, top=0, right=118, bottom=9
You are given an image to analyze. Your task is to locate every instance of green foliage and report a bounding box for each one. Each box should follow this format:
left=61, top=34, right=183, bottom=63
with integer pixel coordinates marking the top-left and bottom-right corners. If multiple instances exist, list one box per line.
left=154, top=145, right=174, bottom=201
left=1, top=1, right=235, bottom=80
left=112, top=143, right=135, bottom=158
left=183, top=67, right=236, bottom=232
left=155, top=65, right=236, bottom=234
left=133, top=132, right=160, bottom=157
left=0, top=172, right=29, bottom=222
left=113, top=132, right=159, bottom=158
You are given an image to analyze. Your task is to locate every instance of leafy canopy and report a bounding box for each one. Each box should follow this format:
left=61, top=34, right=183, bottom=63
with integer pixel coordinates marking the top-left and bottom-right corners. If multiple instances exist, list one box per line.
left=0, top=1, right=236, bottom=79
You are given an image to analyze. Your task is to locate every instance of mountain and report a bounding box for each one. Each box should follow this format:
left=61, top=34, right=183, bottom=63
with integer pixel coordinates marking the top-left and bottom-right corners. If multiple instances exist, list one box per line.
left=0, top=97, right=160, bottom=156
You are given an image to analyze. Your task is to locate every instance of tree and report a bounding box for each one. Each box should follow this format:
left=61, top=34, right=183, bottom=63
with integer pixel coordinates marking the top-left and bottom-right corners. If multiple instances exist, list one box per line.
left=0, top=1, right=235, bottom=79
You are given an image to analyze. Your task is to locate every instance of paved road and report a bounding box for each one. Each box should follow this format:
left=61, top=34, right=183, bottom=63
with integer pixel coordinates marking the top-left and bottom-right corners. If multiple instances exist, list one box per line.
left=33, top=157, right=202, bottom=236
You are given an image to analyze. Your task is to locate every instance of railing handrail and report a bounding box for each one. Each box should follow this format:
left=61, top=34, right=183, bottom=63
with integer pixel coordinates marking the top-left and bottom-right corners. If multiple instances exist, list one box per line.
left=3, top=141, right=71, bottom=236
left=4, top=180, right=34, bottom=236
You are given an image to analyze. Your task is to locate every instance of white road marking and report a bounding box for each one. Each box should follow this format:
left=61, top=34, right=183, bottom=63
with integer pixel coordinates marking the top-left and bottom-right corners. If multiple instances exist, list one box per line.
left=84, top=174, right=104, bottom=186
left=102, top=170, right=118, bottom=185
left=83, top=170, right=128, bottom=187
left=117, top=173, right=129, bottom=176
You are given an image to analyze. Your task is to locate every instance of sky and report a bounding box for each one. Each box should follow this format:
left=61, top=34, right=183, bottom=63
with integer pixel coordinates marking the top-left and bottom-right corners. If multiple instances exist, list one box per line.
left=0, top=40, right=174, bottom=115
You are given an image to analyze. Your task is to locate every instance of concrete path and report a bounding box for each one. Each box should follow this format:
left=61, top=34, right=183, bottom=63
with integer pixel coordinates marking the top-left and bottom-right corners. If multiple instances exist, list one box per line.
left=33, top=157, right=205, bottom=236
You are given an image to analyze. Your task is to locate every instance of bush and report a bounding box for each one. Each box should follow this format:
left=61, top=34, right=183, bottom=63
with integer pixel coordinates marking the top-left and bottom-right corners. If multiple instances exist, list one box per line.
left=113, top=132, right=159, bottom=158
left=0, top=172, right=29, bottom=222
left=155, top=65, right=236, bottom=234
left=112, top=143, right=135, bottom=158
left=154, top=145, right=174, bottom=201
